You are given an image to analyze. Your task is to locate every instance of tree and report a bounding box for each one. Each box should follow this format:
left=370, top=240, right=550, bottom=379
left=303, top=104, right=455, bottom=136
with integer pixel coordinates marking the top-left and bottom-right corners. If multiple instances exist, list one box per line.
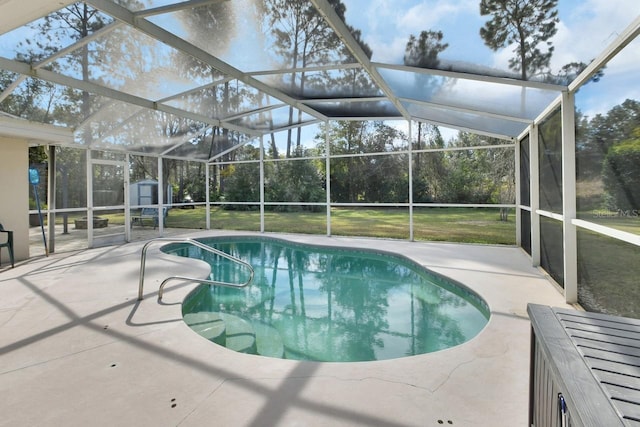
left=19, top=3, right=116, bottom=128
left=552, top=61, right=604, bottom=85
left=219, top=145, right=262, bottom=209
left=173, top=1, right=240, bottom=168
left=333, top=4, right=377, bottom=100
left=403, top=31, right=448, bottom=69
left=266, top=0, right=331, bottom=157
left=359, top=122, right=408, bottom=203
left=223, top=163, right=261, bottom=210
left=578, top=99, right=640, bottom=178
left=265, top=0, right=363, bottom=157
left=403, top=31, right=448, bottom=168
left=316, top=120, right=408, bottom=204
left=412, top=124, right=446, bottom=203
left=480, top=0, right=558, bottom=80
left=0, top=70, right=60, bottom=122
left=265, top=147, right=325, bottom=212
left=602, top=130, right=640, bottom=211
left=319, top=120, right=368, bottom=202
left=574, top=100, right=640, bottom=211
left=56, top=146, right=87, bottom=210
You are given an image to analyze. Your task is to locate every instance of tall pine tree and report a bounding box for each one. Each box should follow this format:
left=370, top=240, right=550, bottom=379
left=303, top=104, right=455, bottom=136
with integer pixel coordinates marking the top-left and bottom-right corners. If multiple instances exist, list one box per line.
left=479, top=0, right=558, bottom=80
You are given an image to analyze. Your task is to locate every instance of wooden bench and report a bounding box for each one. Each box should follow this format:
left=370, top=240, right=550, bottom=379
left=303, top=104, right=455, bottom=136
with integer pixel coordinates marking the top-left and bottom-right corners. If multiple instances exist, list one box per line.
left=528, top=304, right=640, bottom=426
left=131, top=207, right=167, bottom=229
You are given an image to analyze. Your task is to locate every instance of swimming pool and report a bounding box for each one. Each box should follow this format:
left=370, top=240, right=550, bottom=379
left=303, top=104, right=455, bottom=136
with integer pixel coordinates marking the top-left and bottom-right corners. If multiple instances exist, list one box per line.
left=167, top=236, right=490, bottom=362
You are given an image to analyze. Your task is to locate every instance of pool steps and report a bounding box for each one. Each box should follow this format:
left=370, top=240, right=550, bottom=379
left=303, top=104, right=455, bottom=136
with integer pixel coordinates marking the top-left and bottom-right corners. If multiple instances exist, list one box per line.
left=252, top=321, right=285, bottom=358
left=184, top=311, right=284, bottom=358
left=183, top=312, right=226, bottom=345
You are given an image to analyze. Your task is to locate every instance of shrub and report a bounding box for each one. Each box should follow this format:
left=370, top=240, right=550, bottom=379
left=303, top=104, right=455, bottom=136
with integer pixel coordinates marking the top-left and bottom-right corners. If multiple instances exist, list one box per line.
left=602, top=135, right=640, bottom=211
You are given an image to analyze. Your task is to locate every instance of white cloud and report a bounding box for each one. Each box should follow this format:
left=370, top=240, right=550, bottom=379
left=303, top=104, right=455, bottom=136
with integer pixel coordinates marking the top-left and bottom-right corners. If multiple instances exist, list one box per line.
left=360, top=0, right=483, bottom=63
left=548, top=21, right=579, bottom=69
left=490, top=45, right=514, bottom=71
left=361, top=0, right=398, bottom=34
left=576, top=35, right=640, bottom=118
left=557, top=0, right=640, bottom=118
left=395, top=0, right=479, bottom=35
left=369, top=36, right=409, bottom=63
left=551, top=0, right=640, bottom=70
left=568, top=0, right=639, bottom=32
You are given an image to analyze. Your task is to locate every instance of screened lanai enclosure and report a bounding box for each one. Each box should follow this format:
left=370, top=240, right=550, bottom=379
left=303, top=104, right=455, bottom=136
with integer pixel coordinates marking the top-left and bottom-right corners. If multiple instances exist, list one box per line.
left=0, top=1, right=639, bottom=317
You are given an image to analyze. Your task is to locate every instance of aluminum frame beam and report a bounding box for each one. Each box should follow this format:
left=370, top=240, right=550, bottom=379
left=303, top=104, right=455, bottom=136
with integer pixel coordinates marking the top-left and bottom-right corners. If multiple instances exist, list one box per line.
left=88, top=0, right=330, bottom=124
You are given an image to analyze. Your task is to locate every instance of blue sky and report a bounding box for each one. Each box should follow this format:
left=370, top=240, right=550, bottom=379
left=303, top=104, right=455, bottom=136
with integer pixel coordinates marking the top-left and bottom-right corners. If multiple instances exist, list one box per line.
left=342, top=0, right=638, bottom=69
left=341, top=0, right=639, bottom=121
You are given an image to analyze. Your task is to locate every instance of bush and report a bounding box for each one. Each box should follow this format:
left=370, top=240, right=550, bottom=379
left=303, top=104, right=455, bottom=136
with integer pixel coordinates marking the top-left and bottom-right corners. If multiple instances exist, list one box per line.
left=602, top=136, right=640, bottom=211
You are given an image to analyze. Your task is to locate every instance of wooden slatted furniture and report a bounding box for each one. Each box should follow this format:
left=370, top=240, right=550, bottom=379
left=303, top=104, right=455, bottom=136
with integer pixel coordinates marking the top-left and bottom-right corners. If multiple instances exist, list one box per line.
left=528, top=304, right=640, bottom=426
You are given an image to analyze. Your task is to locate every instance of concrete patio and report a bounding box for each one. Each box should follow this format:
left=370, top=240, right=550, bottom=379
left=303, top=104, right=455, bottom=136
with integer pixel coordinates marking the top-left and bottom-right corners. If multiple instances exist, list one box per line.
left=0, top=231, right=573, bottom=426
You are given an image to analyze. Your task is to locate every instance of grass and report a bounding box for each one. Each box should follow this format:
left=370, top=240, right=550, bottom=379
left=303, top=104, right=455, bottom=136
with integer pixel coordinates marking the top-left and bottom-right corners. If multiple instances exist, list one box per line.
left=576, top=177, right=640, bottom=234
left=44, top=206, right=640, bottom=246
left=536, top=217, right=640, bottom=318
left=164, top=206, right=517, bottom=245
left=579, top=210, right=640, bottom=234
left=577, top=229, right=640, bottom=318
left=45, top=206, right=517, bottom=244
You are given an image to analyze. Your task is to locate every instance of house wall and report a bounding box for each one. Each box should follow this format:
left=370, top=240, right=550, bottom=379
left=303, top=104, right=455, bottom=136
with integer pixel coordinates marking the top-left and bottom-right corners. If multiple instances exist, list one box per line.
left=0, top=136, right=29, bottom=263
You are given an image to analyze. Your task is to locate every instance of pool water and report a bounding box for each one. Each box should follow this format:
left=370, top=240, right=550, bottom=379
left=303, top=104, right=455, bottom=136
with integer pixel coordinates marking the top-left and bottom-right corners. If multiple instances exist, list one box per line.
left=170, top=237, right=490, bottom=362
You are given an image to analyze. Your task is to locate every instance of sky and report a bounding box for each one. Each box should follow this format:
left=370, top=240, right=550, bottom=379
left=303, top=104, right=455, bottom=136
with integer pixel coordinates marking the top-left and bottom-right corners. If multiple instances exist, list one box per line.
left=341, top=0, right=640, bottom=120
left=342, top=0, right=638, bottom=69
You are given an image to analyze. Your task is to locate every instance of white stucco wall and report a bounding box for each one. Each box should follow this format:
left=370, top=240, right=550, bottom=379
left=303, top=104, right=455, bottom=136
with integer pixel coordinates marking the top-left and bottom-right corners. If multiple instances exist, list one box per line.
left=0, top=136, right=29, bottom=263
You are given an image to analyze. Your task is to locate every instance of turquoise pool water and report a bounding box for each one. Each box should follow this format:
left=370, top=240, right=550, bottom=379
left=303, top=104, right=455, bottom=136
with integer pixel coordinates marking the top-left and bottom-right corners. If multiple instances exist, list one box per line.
left=168, top=236, right=490, bottom=362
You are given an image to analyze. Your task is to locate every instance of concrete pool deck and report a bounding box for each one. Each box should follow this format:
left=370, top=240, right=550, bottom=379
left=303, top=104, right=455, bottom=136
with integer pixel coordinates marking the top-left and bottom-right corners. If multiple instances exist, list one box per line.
left=0, top=231, right=573, bottom=426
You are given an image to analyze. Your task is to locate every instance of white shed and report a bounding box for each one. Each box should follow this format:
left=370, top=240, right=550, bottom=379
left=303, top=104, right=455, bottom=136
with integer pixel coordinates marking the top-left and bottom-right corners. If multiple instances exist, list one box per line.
left=129, top=180, right=173, bottom=207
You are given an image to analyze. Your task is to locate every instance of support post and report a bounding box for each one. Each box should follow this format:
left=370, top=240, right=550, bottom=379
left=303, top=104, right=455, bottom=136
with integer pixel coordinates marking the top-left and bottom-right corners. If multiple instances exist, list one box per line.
left=325, top=120, right=331, bottom=237
left=86, top=149, right=93, bottom=248
left=515, top=136, right=521, bottom=247
left=124, top=153, right=130, bottom=242
left=47, top=145, right=56, bottom=253
left=408, top=120, right=414, bottom=241
left=158, top=156, right=164, bottom=234
left=530, top=125, right=541, bottom=267
left=205, top=162, right=210, bottom=230
left=561, top=91, right=578, bottom=303
left=259, top=136, right=265, bottom=233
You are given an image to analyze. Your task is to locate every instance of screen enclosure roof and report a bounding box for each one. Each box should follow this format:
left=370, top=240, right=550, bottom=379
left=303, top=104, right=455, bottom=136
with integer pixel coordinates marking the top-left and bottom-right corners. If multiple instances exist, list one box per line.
left=0, top=0, right=636, bottom=161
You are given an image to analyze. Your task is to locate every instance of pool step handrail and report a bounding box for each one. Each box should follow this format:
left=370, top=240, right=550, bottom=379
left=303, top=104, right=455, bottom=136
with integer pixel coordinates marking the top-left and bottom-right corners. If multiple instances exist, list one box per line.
left=138, top=237, right=254, bottom=301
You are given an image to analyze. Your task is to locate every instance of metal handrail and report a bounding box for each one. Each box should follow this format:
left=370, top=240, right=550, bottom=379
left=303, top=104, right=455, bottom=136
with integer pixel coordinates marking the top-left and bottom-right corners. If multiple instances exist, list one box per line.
left=138, top=237, right=254, bottom=301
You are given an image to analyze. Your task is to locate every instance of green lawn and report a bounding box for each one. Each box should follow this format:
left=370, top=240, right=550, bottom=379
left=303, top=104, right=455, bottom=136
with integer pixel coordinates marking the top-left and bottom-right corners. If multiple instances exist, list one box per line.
left=578, top=211, right=640, bottom=234
left=162, top=206, right=517, bottom=245
left=78, top=206, right=515, bottom=244
left=577, top=229, right=640, bottom=318
left=47, top=207, right=640, bottom=248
